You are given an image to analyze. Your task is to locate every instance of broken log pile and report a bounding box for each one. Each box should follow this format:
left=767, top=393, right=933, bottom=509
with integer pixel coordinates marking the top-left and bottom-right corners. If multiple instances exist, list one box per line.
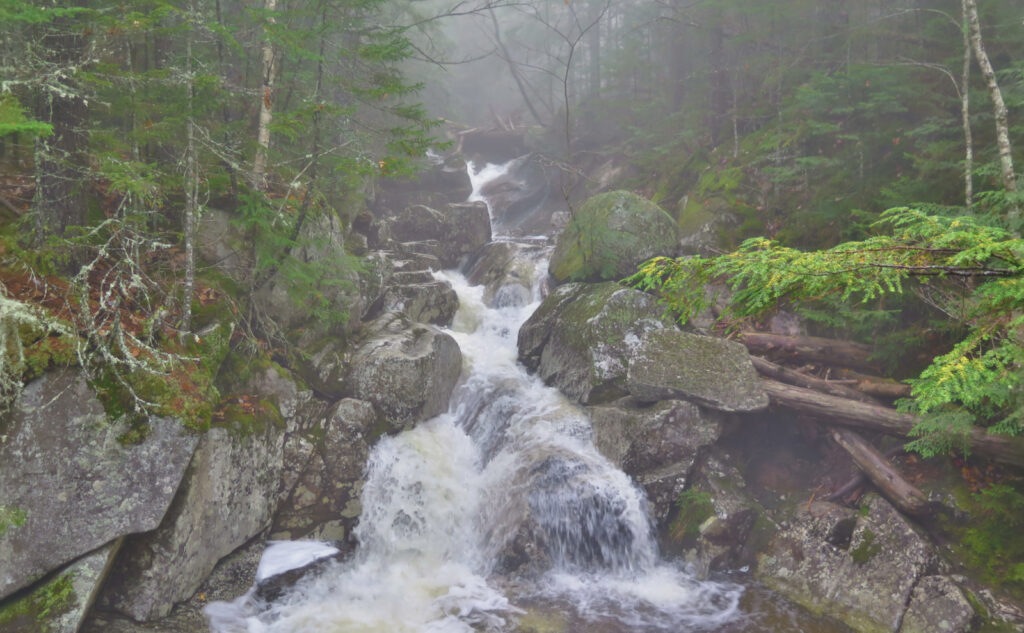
left=734, top=332, right=1024, bottom=515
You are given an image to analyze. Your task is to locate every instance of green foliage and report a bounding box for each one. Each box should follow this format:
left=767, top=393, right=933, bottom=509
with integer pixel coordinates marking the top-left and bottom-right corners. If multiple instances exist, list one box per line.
left=957, top=484, right=1024, bottom=589
left=628, top=206, right=1024, bottom=455
left=0, top=95, right=52, bottom=137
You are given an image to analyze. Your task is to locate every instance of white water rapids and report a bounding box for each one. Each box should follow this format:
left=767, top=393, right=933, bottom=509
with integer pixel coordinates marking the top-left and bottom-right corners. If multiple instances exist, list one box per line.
left=206, top=160, right=744, bottom=633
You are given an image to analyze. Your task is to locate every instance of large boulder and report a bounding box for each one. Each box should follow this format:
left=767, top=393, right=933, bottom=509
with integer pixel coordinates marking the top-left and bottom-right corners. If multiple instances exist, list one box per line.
left=548, top=190, right=678, bottom=283
left=347, top=312, right=462, bottom=429
left=388, top=201, right=491, bottom=268
left=626, top=328, right=768, bottom=412
left=517, top=282, right=671, bottom=405
left=0, top=370, right=197, bottom=600
left=100, top=420, right=288, bottom=621
left=899, top=576, right=976, bottom=633
left=586, top=399, right=722, bottom=523
left=757, top=495, right=941, bottom=633
left=272, top=398, right=378, bottom=542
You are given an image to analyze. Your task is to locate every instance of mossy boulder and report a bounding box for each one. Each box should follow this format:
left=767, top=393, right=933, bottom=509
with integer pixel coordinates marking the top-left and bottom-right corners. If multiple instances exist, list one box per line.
left=516, top=282, right=671, bottom=404
left=587, top=399, right=722, bottom=524
left=0, top=370, right=197, bottom=601
left=756, top=495, right=942, bottom=633
left=548, top=190, right=678, bottom=283
left=626, top=329, right=768, bottom=413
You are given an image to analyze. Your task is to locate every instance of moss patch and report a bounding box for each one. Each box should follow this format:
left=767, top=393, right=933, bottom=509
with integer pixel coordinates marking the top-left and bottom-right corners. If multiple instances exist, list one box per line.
left=850, top=529, right=881, bottom=564
left=0, top=573, right=76, bottom=633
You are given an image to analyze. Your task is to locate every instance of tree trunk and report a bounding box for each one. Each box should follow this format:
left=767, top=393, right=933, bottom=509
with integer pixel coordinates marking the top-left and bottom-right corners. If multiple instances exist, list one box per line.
left=964, top=0, right=1017, bottom=196
left=488, top=7, right=545, bottom=127
left=749, top=355, right=882, bottom=405
left=739, top=332, right=878, bottom=373
left=253, top=0, right=279, bottom=191
left=831, top=427, right=930, bottom=516
left=181, top=1, right=198, bottom=332
left=759, top=378, right=1024, bottom=468
left=960, top=0, right=973, bottom=210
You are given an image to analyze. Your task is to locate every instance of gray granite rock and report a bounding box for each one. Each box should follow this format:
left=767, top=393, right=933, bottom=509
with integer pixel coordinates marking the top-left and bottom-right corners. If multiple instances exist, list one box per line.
left=517, top=282, right=670, bottom=405
left=348, top=312, right=462, bottom=429
left=587, top=399, right=721, bottom=523
left=757, top=495, right=938, bottom=633
left=0, top=370, right=196, bottom=599
left=899, top=576, right=975, bottom=633
left=627, top=329, right=768, bottom=412
left=100, top=421, right=286, bottom=621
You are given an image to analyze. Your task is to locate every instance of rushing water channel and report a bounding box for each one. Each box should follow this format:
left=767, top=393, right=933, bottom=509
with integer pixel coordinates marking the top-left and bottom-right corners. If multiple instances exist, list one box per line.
left=206, top=160, right=851, bottom=633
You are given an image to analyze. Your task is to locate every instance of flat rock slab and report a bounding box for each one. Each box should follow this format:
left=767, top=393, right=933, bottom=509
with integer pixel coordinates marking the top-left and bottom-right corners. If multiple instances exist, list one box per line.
left=626, top=329, right=768, bottom=412
left=0, top=370, right=196, bottom=599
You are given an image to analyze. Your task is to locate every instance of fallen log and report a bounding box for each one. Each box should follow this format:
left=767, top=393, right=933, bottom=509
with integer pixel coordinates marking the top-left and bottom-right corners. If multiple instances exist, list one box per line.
left=759, top=377, right=1024, bottom=468
left=749, top=355, right=882, bottom=405
left=740, top=332, right=878, bottom=372
left=831, top=368, right=913, bottom=400
left=826, top=444, right=905, bottom=504
left=831, top=428, right=930, bottom=516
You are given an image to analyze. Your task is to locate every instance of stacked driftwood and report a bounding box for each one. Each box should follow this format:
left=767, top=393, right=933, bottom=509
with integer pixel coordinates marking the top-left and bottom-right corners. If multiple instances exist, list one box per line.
left=740, top=332, right=1024, bottom=516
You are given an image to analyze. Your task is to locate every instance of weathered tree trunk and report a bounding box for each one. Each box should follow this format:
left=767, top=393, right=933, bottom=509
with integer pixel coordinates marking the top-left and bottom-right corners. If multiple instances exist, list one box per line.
left=749, top=355, right=881, bottom=404
left=964, top=0, right=1017, bottom=196
left=253, top=0, right=279, bottom=191
left=759, top=378, right=1024, bottom=468
left=740, top=332, right=878, bottom=372
left=831, top=427, right=930, bottom=516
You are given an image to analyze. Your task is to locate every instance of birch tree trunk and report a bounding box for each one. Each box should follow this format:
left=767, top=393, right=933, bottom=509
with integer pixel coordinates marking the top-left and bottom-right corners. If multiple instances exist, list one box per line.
left=181, top=1, right=198, bottom=332
left=253, top=0, right=279, bottom=191
left=964, top=0, right=1017, bottom=196
left=960, top=0, right=973, bottom=210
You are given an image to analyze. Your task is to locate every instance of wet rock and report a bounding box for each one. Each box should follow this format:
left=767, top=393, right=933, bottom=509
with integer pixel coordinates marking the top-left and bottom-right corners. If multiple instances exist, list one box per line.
left=100, top=420, right=287, bottom=621
left=379, top=279, right=459, bottom=326
left=684, top=451, right=765, bottom=577
left=517, top=282, right=670, bottom=405
left=548, top=190, right=677, bottom=283
left=899, top=576, right=975, bottom=633
left=82, top=537, right=269, bottom=633
left=388, top=202, right=491, bottom=268
left=0, top=540, right=121, bottom=633
left=587, top=399, right=722, bottom=523
left=348, top=312, right=462, bottom=429
left=273, top=398, right=377, bottom=542
left=757, top=495, right=939, bottom=633
left=626, top=329, right=768, bottom=413
left=676, top=196, right=741, bottom=257
left=465, top=241, right=548, bottom=307
left=0, top=370, right=197, bottom=599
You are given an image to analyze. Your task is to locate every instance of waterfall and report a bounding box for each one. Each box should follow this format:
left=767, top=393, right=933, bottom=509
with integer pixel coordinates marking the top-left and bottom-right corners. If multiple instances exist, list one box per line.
left=206, top=158, right=742, bottom=633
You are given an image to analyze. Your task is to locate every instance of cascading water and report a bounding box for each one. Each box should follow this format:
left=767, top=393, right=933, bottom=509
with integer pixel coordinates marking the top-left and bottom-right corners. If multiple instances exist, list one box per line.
left=206, top=158, right=744, bottom=633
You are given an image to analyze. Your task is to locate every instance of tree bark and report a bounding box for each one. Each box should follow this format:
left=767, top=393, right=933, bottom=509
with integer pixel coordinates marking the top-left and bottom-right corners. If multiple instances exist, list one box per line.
left=739, top=332, right=878, bottom=373
left=488, top=7, right=545, bottom=127
left=960, top=0, right=973, bottom=210
left=749, top=355, right=882, bottom=405
left=964, top=0, right=1017, bottom=196
left=759, top=378, right=1024, bottom=468
left=831, top=427, right=930, bottom=516
left=253, top=0, right=279, bottom=191
left=181, top=1, right=198, bottom=332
